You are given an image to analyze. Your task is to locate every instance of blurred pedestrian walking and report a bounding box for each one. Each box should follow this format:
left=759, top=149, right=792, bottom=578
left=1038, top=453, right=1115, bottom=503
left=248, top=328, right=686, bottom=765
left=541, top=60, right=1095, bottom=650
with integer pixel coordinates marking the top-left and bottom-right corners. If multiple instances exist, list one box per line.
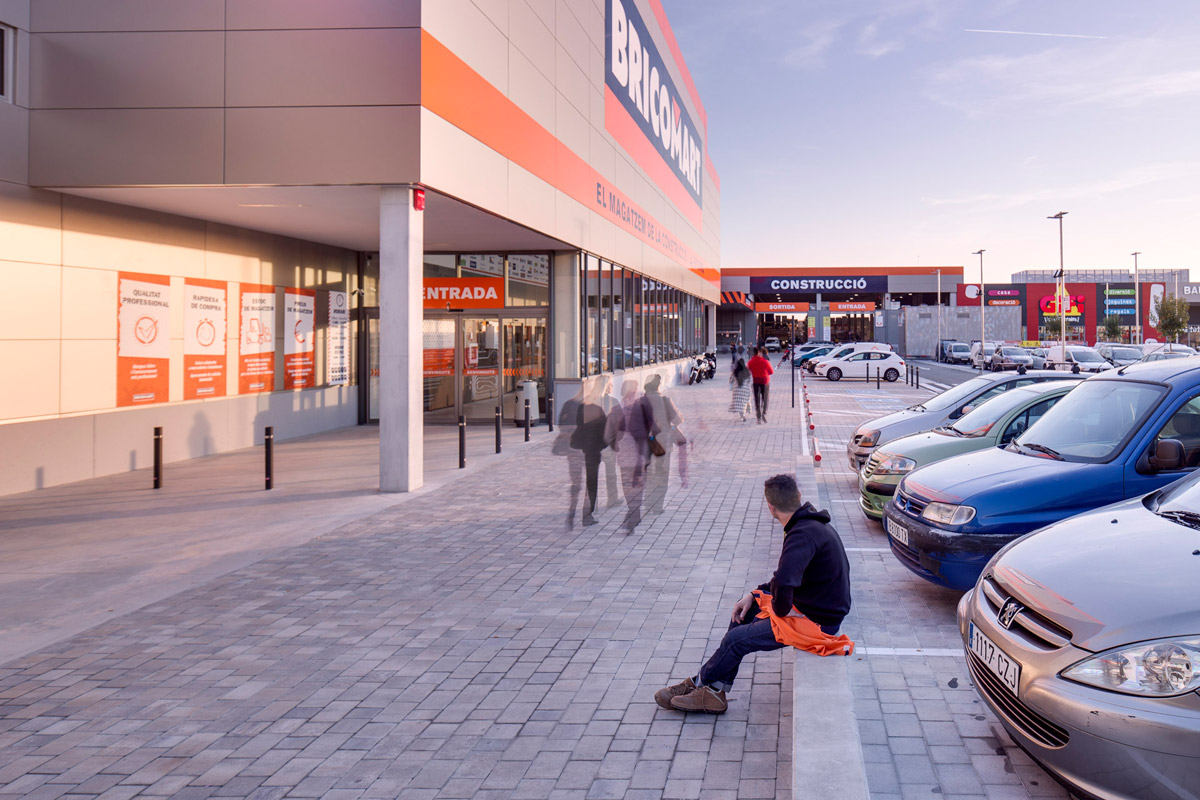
left=747, top=346, right=774, bottom=424
left=640, top=373, right=683, bottom=515
left=729, top=358, right=752, bottom=422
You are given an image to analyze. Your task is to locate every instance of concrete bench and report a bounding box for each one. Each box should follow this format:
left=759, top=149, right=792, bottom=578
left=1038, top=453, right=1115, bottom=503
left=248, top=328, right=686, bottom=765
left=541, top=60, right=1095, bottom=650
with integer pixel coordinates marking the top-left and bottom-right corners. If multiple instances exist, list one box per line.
left=792, top=649, right=870, bottom=799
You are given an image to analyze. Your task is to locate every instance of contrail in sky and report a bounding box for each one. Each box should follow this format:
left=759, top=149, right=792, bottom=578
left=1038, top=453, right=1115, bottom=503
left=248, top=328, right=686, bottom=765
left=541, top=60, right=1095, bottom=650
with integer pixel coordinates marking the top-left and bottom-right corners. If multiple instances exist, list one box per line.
left=965, top=28, right=1108, bottom=40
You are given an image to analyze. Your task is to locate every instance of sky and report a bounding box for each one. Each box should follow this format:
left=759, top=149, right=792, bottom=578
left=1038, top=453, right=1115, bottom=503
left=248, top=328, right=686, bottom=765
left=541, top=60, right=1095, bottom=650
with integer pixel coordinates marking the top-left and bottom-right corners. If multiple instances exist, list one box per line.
left=661, top=0, right=1200, bottom=283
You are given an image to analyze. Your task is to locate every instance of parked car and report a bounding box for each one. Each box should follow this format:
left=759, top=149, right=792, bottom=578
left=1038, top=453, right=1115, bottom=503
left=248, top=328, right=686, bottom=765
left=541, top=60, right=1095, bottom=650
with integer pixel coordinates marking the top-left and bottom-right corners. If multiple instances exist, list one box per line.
left=764, top=337, right=781, bottom=352
left=794, top=345, right=835, bottom=368
left=816, top=350, right=906, bottom=382
left=1093, top=341, right=1144, bottom=367
left=937, top=339, right=963, bottom=363
left=858, top=381, right=1079, bottom=519
left=884, top=359, right=1200, bottom=590
left=947, top=342, right=972, bottom=364
left=846, top=370, right=1078, bottom=470
left=970, top=341, right=998, bottom=370
left=1043, top=344, right=1109, bottom=373
left=957, top=472, right=1200, bottom=800
left=989, top=345, right=1033, bottom=371
left=1142, top=342, right=1196, bottom=357
left=806, top=342, right=891, bottom=374
left=1142, top=351, right=1192, bottom=363
left=1026, top=347, right=1048, bottom=369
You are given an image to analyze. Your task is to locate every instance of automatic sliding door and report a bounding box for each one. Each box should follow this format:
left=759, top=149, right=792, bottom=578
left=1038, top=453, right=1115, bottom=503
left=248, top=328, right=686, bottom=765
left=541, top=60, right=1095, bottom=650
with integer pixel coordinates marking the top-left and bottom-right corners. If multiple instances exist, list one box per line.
left=423, top=318, right=457, bottom=424
left=502, top=317, right=547, bottom=423
left=462, top=318, right=501, bottom=421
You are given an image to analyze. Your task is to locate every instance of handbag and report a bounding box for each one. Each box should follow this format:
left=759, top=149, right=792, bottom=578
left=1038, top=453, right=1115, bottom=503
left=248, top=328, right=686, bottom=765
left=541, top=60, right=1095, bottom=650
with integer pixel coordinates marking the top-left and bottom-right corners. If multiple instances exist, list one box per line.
left=648, top=436, right=667, bottom=457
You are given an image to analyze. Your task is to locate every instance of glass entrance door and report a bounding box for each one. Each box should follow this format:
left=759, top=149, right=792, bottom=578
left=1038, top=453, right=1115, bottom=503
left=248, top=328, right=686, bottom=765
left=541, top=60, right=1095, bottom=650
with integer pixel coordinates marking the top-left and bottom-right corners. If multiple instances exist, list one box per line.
left=461, top=318, right=501, bottom=421
left=423, top=318, right=457, bottom=423
left=502, top=317, right=547, bottom=423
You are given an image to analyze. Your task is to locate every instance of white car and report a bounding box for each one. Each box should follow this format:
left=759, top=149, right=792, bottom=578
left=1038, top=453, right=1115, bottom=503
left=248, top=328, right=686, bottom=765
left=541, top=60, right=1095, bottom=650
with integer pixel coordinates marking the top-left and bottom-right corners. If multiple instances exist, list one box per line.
left=764, top=337, right=781, bottom=352
left=806, top=342, right=891, bottom=374
left=816, top=349, right=906, bottom=382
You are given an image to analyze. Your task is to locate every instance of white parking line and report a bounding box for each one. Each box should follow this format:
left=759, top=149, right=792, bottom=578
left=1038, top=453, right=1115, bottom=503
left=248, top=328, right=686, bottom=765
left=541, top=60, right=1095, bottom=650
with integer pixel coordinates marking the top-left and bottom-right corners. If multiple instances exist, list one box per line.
left=844, top=547, right=890, bottom=552
left=857, top=647, right=964, bottom=657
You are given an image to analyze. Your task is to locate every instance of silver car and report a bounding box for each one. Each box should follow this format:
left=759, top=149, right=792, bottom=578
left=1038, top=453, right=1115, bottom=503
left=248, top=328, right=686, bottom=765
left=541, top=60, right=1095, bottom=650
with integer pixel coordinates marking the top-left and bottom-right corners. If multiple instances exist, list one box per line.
left=957, top=475, right=1200, bottom=799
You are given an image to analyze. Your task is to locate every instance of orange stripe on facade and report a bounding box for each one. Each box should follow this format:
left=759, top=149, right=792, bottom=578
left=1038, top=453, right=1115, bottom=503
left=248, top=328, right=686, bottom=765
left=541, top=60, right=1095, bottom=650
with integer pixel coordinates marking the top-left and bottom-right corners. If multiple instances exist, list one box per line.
left=603, top=87, right=702, bottom=229
left=420, top=30, right=718, bottom=287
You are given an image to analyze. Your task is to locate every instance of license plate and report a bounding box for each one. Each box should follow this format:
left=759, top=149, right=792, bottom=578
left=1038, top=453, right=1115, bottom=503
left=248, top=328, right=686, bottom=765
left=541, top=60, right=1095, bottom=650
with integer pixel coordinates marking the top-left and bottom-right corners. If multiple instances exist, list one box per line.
left=885, top=516, right=910, bottom=546
left=969, top=623, right=1021, bottom=696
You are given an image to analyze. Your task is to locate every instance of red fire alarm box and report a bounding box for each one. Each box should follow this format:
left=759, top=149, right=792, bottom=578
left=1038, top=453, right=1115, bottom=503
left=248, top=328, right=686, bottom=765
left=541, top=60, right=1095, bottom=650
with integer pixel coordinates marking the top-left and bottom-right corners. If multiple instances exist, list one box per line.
left=413, top=188, right=426, bottom=211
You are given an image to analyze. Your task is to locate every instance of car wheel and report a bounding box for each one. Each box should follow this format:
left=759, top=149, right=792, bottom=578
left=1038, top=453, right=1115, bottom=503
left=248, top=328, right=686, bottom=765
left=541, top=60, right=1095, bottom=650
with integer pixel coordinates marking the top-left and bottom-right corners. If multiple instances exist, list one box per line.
left=884, top=368, right=899, bottom=382
left=827, top=368, right=842, bottom=382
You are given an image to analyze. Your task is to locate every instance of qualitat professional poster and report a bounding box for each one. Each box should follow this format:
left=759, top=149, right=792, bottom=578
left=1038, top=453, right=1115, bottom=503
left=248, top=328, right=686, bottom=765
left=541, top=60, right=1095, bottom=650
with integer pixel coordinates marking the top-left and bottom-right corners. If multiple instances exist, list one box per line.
left=239, top=284, right=276, bottom=394
left=183, top=279, right=227, bottom=399
left=283, top=287, right=316, bottom=389
left=327, top=290, right=350, bottom=386
left=117, top=272, right=171, bottom=406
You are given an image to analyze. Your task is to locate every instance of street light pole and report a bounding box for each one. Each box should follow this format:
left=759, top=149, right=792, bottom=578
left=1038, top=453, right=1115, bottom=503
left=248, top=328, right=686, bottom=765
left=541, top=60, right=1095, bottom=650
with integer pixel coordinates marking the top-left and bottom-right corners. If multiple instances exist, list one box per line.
left=1048, top=212, right=1068, bottom=353
left=936, top=268, right=942, bottom=359
left=973, top=250, right=985, bottom=369
left=1132, top=251, right=1141, bottom=345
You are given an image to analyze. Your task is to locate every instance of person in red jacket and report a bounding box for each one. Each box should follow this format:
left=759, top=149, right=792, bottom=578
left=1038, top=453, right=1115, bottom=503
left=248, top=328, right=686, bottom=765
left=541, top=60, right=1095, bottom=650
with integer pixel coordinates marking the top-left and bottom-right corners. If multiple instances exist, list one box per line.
left=746, top=346, right=774, bottom=424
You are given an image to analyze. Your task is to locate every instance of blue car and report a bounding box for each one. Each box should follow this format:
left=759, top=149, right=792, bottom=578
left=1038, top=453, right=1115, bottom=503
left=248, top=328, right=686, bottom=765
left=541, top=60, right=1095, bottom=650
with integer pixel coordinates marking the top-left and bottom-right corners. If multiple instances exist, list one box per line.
left=884, top=360, right=1200, bottom=590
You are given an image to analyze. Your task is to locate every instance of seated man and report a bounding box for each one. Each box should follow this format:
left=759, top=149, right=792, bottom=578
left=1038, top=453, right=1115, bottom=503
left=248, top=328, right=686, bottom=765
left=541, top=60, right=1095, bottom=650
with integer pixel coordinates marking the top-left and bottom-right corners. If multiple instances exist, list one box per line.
left=656, top=474, right=853, bottom=714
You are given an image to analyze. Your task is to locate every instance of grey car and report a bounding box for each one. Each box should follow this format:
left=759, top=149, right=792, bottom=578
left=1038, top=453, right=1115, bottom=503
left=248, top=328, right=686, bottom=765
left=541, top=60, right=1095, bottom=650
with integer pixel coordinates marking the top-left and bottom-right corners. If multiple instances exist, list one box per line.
left=846, top=370, right=1077, bottom=470
left=1094, top=342, right=1144, bottom=368
left=990, top=345, right=1033, bottom=371
left=957, top=474, right=1200, bottom=799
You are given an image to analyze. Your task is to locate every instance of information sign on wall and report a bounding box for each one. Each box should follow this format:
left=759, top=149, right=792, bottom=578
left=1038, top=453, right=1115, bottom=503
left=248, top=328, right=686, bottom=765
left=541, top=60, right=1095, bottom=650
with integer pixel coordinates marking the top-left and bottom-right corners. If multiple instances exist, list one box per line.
left=327, top=290, right=350, bottom=386
left=239, top=284, right=276, bottom=394
left=753, top=302, right=809, bottom=313
left=183, top=278, right=227, bottom=400
left=117, top=272, right=170, bottom=406
left=830, top=302, right=876, bottom=312
left=283, top=288, right=316, bottom=389
left=749, top=276, right=888, bottom=294
left=423, top=277, right=505, bottom=309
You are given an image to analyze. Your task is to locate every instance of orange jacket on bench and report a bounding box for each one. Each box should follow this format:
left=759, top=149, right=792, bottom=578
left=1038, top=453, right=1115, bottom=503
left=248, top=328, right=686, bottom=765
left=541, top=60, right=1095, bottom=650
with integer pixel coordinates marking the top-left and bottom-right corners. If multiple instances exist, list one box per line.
left=752, top=590, right=855, bottom=656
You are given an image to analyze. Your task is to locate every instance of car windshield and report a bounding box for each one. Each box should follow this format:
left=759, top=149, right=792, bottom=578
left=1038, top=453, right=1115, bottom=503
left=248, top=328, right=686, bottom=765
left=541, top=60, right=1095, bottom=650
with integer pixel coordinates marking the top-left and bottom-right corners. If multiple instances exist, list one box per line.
left=1000, top=347, right=1025, bottom=356
left=1151, top=468, right=1200, bottom=514
left=952, top=345, right=970, bottom=353
left=921, top=376, right=996, bottom=412
left=1110, top=347, right=1142, bottom=360
left=1014, top=380, right=1166, bottom=462
left=829, top=347, right=855, bottom=359
left=1068, top=347, right=1106, bottom=363
left=949, top=387, right=1040, bottom=437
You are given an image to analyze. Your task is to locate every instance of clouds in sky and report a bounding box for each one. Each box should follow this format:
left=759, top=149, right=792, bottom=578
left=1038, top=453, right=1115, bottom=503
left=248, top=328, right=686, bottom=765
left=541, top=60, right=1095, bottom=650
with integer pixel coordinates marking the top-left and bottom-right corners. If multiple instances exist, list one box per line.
left=661, top=0, right=1200, bottom=279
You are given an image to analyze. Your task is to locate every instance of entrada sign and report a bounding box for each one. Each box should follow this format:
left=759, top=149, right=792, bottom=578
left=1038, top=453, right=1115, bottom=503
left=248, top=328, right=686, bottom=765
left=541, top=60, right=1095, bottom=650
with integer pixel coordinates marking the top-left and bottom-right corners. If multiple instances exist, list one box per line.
left=423, top=278, right=504, bottom=309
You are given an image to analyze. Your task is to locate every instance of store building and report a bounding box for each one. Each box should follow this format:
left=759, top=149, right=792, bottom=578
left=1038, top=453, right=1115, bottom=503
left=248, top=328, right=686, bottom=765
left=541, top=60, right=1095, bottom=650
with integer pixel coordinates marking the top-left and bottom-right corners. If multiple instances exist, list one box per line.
left=0, top=0, right=720, bottom=495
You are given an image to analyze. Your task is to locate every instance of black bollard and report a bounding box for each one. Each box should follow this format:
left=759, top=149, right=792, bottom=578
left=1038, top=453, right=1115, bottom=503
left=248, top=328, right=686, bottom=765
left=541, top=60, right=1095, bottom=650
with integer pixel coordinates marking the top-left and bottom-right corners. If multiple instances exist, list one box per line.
left=153, top=426, right=163, bottom=489
left=916, top=366, right=921, bottom=390
left=876, top=367, right=881, bottom=390
left=495, top=406, right=502, bottom=454
left=459, top=416, right=466, bottom=469
left=524, top=399, right=531, bottom=442
left=546, top=393, right=554, bottom=433
left=265, top=426, right=274, bottom=489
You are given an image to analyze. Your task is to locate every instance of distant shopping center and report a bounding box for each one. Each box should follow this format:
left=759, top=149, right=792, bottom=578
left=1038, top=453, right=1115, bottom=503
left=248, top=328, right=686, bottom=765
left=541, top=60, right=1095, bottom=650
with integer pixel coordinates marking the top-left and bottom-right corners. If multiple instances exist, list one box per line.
left=720, top=267, right=1200, bottom=354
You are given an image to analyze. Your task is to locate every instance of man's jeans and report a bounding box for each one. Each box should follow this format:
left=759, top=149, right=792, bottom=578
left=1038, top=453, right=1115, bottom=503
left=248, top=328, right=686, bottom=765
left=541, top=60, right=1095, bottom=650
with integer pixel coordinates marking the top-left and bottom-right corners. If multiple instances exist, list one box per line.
left=698, top=601, right=841, bottom=691
left=752, top=382, right=770, bottom=420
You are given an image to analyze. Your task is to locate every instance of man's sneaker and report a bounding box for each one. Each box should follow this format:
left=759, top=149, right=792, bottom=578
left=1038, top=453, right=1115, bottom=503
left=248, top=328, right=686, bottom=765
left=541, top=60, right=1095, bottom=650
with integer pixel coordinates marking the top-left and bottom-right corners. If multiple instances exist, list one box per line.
left=670, top=685, right=728, bottom=714
left=653, top=677, right=696, bottom=709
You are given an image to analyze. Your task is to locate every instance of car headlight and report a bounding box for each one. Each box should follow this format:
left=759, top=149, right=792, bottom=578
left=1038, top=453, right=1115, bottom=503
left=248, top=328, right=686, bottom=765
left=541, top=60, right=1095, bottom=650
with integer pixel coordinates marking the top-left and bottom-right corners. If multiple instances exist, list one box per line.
left=921, top=502, right=976, bottom=526
left=1063, top=637, right=1200, bottom=697
left=856, top=429, right=880, bottom=447
left=874, top=454, right=915, bottom=475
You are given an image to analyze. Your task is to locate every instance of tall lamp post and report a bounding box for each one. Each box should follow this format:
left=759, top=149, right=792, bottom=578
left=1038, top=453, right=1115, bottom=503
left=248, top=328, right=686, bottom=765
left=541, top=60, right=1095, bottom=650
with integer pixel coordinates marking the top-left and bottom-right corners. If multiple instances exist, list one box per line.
left=973, top=250, right=985, bottom=369
left=936, top=268, right=942, bottom=359
left=1132, top=251, right=1142, bottom=345
left=1048, top=212, right=1068, bottom=353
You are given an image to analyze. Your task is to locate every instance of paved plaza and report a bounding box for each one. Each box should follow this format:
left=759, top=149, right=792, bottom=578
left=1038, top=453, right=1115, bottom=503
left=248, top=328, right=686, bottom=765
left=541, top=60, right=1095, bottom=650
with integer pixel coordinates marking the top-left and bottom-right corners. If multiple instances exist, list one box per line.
left=0, top=368, right=1069, bottom=799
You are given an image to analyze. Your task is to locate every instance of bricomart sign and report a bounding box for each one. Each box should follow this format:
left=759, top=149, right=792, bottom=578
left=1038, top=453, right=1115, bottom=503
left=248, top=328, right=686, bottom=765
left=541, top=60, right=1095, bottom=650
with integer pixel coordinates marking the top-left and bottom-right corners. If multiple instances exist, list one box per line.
left=749, top=276, right=888, bottom=293
left=606, top=0, right=703, bottom=207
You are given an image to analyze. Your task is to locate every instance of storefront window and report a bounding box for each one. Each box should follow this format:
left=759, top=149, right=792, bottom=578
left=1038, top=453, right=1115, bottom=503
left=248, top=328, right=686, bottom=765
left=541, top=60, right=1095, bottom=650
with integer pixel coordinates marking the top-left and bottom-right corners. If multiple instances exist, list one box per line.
left=630, top=272, right=642, bottom=367
left=508, top=254, right=550, bottom=307
left=424, top=254, right=456, bottom=279
left=459, top=254, right=504, bottom=278
left=599, top=260, right=611, bottom=373
left=585, top=255, right=601, bottom=375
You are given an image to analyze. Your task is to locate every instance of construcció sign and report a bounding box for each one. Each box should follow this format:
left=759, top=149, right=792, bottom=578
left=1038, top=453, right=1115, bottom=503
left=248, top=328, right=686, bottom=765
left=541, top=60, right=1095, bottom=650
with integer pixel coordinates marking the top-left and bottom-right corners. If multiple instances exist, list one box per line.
left=748, top=276, right=888, bottom=294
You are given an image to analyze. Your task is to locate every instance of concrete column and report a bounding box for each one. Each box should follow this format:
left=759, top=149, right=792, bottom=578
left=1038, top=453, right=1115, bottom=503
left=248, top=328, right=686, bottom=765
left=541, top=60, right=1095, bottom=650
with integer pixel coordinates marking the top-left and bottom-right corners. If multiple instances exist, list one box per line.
left=379, top=187, right=423, bottom=493
left=552, top=252, right=580, bottom=379
left=706, top=303, right=717, bottom=349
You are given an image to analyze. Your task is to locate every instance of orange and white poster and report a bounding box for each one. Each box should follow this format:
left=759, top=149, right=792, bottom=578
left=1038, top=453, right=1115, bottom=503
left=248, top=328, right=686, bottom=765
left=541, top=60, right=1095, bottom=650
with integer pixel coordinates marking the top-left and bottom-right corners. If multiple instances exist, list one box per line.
left=283, top=287, right=316, bottom=389
left=239, top=284, right=276, bottom=394
left=117, top=272, right=171, bottom=406
left=183, top=279, right=227, bottom=400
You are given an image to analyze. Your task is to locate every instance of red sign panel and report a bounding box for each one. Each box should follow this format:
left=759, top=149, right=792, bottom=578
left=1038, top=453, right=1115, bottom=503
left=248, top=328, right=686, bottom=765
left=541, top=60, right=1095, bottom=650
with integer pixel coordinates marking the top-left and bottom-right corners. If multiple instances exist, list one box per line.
left=754, top=302, right=810, bottom=313
left=830, top=302, right=876, bottom=312
left=423, top=278, right=504, bottom=309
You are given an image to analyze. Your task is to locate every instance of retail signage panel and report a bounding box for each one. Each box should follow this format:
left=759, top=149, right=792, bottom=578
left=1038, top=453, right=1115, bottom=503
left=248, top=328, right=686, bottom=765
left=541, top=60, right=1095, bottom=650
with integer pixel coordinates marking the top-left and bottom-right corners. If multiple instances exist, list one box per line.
left=183, top=278, right=227, bottom=400
left=283, top=287, right=316, bottom=390
left=117, top=272, right=170, bottom=406
left=328, top=290, right=350, bottom=387
left=423, top=277, right=504, bottom=309
left=1183, top=283, right=1200, bottom=297
left=754, top=302, right=809, bottom=313
left=957, top=284, right=1025, bottom=307
left=239, top=284, right=276, bottom=394
left=830, top=302, right=876, bottom=312
left=749, top=276, right=888, bottom=294
left=606, top=0, right=703, bottom=207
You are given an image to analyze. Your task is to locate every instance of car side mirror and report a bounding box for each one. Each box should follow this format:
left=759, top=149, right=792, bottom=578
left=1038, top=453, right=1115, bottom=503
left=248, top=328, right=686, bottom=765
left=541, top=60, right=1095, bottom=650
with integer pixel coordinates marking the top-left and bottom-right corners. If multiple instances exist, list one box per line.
left=1149, top=439, right=1186, bottom=471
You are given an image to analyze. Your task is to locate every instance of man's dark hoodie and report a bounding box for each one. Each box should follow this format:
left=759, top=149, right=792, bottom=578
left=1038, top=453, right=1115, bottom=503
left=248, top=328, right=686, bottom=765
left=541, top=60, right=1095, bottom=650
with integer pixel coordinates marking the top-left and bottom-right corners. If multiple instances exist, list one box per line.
left=756, top=503, right=851, bottom=630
